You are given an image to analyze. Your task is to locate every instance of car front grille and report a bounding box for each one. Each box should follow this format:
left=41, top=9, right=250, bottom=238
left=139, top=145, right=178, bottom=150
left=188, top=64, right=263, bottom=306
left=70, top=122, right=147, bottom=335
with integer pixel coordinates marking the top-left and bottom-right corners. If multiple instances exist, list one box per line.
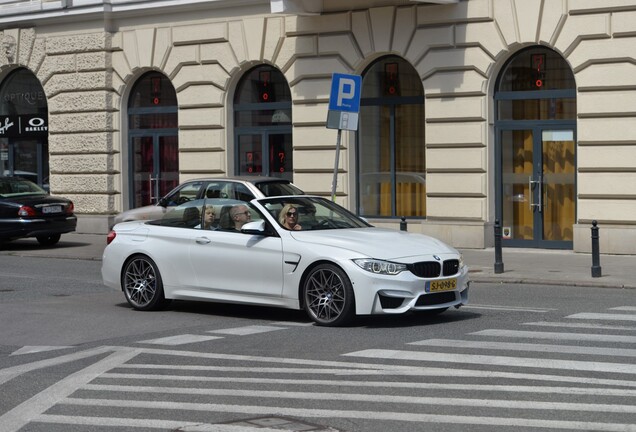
left=408, top=259, right=460, bottom=278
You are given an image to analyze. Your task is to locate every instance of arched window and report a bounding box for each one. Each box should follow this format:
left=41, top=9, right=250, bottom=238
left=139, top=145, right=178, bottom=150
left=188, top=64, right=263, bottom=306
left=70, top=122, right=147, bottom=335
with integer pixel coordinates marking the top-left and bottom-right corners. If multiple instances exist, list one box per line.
left=127, top=71, right=178, bottom=208
left=0, top=68, right=49, bottom=190
left=357, top=56, right=425, bottom=217
left=233, top=65, right=293, bottom=180
left=495, top=46, right=576, bottom=248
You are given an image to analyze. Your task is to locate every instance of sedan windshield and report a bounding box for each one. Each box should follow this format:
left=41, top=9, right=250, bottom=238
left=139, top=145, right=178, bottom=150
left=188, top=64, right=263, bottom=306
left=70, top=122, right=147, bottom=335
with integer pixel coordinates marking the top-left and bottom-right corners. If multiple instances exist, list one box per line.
left=0, top=178, right=47, bottom=198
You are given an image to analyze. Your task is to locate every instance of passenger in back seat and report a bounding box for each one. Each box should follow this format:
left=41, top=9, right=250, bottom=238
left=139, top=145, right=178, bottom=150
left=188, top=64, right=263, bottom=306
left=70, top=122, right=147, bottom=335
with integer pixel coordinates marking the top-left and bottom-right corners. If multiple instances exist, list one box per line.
left=195, top=205, right=218, bottom=230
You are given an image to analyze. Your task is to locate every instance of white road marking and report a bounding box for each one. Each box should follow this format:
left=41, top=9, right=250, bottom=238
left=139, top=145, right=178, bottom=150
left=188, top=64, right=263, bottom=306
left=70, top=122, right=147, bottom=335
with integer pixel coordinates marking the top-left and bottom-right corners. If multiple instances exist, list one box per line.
left=610, top=306, right=636, bottom=311
left=80, top=383, right=636, bottom=414
left=0, top=349, right=140, bottom=432
left=568, top=312, right=636, bottom=322
left=462, top=304, right=554, bottom=313
left=410, top=338, right=636, bottom=357
left=0, top=346, right=114, bottom=386
left=271, top=321, right=313, bottom=326
left=57, top=398, right=636, bottom=432
left=523, top=321, right=636, bottom=331
left=207, top=325, right=287, bottom=335
left=119, top=347, right=636, bottom=387
left=98, top=373, right=636, bottom=397
left=344, top=349, right=636, bottom=374
left=35, top=415, right=283, bottom=431
left=471, top=329, right=636, bottom=343
left=138, top=334, right=223, bottom=345
left=10, top=346, right=74, bottom=356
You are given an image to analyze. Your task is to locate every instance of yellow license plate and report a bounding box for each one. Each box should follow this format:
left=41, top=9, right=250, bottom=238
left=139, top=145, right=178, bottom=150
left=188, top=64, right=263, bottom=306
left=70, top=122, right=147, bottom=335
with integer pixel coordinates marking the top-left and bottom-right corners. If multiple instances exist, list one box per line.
left=429, top=278, right=457, bottom=292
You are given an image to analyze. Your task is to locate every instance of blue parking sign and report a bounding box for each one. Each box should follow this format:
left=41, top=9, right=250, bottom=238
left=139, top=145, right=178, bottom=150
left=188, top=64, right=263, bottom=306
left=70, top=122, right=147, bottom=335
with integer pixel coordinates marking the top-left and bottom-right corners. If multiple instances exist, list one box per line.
left=328, top=73, right=361, bottom=113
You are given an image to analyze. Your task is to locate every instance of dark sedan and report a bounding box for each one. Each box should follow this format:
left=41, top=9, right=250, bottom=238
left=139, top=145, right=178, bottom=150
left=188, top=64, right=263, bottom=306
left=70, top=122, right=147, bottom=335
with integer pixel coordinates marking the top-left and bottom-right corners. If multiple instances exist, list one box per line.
left=0, top=176, right=77, bottom=246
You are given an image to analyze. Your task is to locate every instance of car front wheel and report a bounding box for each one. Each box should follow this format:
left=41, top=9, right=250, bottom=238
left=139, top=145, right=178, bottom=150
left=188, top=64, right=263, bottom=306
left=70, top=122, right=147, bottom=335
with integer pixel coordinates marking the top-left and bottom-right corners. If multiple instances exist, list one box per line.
left=122, top=255, right=170, bottom=311
left=303, top=263, right=355, bottom=326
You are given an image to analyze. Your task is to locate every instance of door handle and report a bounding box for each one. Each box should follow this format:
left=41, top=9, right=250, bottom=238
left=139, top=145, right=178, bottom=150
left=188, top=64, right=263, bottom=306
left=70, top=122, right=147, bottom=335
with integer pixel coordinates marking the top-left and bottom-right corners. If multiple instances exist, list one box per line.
left=528, top=175, right=543, bottom=212
left=149, top=175, right=159, bottom=203
left=195, top=237, right=211, bottom=244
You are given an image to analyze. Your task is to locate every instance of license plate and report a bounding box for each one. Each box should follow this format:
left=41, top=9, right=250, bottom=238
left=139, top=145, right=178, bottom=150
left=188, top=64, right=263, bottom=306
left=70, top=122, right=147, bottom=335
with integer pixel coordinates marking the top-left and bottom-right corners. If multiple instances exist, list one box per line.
left=429, top=278, right=457, bottom=292
left=42, top=205, right=62, bottom=214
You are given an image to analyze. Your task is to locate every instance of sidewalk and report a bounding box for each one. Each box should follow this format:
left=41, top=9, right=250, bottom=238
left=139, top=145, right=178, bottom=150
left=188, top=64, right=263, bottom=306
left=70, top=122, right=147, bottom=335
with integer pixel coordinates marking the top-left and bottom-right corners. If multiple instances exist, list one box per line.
left=1, top=233, right=634, bottom=289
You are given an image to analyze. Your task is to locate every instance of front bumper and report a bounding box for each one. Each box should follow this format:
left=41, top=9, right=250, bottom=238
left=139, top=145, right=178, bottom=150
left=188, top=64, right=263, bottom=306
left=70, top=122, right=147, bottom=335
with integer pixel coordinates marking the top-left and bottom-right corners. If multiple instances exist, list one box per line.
left=347, top=262, right=470, bottom=315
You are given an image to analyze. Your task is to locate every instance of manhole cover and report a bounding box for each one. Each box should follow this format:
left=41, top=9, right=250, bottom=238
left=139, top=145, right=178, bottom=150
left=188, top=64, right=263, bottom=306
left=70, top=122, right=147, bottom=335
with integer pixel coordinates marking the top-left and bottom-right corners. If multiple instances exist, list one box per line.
left=219, top=416, right=339, bottom=431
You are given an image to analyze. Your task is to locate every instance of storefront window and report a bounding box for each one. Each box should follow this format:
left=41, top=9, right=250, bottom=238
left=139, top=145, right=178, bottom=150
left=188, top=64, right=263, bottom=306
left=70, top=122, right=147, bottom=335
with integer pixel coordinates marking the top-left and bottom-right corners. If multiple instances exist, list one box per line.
left=357, top=56, right=425, bottom=218
left=233, top=66, right=293, bottom=181
left=0, top=68, right=49, bottom=190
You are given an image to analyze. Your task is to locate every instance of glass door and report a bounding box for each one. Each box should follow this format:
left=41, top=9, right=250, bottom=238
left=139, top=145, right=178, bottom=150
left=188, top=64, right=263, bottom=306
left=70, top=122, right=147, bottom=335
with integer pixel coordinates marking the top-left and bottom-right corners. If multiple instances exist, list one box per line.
left=236, top=132, right=293, bottom=181
left=131, top=133, right=179, bottom=208
left=498, top=127, right=575, bottom=248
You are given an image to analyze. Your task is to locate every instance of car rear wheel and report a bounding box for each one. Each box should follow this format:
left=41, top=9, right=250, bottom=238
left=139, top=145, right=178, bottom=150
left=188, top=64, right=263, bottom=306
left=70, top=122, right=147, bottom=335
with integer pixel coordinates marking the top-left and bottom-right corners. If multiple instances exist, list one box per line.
left=122, top=255, right=170, bottom=311
left=36, top=234, right=61, bottom=246
left=303, top=263, right=355, bottom=327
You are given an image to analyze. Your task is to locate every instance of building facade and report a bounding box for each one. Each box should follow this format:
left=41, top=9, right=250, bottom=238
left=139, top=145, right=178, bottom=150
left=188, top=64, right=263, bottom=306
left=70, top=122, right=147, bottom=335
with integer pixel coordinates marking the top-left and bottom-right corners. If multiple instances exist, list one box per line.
left=0, top=0, right=635, bottom=254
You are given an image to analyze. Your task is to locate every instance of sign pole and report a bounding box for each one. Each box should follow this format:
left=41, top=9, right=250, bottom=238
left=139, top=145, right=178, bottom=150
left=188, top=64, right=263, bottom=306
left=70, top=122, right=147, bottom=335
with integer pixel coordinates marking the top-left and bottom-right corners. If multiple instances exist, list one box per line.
left=326, top=72, right=361, bottom=202
left=331, top=129, right=342, bottom=201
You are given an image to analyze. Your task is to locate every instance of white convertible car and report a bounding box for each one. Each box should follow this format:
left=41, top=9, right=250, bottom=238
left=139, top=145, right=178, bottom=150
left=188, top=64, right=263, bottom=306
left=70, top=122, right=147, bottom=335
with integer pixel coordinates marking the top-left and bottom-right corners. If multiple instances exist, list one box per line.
left=102, top=196, right=470, bottom=326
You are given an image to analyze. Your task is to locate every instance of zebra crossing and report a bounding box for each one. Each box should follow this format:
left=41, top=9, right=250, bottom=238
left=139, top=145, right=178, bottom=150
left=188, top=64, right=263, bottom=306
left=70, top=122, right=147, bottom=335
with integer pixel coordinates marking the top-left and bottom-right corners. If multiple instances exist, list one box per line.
left=1, top=307, right=636, bottom=431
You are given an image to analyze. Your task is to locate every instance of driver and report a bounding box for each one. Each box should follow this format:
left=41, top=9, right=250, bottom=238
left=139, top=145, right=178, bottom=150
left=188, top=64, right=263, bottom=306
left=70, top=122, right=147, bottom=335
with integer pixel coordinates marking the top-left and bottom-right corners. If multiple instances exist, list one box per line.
left=279, top=204, right=302, bottom=231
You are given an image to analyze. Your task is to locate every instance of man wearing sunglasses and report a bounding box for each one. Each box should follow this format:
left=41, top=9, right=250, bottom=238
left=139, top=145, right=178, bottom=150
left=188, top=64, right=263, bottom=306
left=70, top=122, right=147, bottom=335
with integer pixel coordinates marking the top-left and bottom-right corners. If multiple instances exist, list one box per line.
left=229, top=204, right=251, bottom=231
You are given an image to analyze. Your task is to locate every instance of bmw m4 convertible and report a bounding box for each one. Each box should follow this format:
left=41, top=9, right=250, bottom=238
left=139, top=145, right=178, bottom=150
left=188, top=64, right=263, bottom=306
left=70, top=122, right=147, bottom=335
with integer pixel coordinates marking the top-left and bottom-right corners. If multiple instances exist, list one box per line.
left=102, top=196, right=469, bottom=326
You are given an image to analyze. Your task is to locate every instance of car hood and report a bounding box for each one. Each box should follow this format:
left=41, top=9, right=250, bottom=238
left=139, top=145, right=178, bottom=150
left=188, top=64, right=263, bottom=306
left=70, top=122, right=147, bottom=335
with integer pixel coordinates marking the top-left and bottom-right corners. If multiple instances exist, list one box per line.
left=290, top=228, right=459, bottom=261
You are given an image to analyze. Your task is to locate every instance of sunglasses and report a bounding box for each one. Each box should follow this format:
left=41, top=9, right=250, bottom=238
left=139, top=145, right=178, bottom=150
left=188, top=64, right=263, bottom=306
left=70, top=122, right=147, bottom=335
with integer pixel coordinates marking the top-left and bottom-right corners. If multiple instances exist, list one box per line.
left=286, top=211, right=298, bottom=217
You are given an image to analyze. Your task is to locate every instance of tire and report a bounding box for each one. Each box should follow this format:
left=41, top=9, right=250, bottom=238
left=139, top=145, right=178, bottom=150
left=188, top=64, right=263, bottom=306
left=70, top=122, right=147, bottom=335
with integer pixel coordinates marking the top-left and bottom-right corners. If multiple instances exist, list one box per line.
left=122, top=255, right=170, bottom=311
left=36, top=234, right=61, bottom=246
left=303, top=263, right=355, bottom=326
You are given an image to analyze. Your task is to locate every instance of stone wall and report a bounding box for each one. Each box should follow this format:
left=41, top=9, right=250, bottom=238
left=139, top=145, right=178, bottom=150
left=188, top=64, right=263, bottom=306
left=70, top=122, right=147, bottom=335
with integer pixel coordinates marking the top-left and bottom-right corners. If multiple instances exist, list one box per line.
left=1, top=0, right=635, bottom=253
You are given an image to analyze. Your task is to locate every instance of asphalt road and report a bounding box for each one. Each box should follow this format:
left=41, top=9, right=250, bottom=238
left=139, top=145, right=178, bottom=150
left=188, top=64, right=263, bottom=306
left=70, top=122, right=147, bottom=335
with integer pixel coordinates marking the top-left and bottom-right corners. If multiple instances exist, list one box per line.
left=1, top=255, right=635, bottom=432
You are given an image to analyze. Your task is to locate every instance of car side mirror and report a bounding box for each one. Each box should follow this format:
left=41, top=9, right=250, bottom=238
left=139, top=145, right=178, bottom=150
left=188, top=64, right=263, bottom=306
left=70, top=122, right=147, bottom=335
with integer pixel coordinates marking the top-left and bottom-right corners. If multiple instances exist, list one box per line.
left=158, top=197, right=169, bottom=207
left=241, top=220, right=268, bottom=235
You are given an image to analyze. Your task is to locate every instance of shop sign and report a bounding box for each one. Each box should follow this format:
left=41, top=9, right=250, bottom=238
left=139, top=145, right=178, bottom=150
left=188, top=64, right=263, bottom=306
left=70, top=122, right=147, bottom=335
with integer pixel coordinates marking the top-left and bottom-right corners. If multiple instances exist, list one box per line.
left=0, top=115, right=48, bottom=138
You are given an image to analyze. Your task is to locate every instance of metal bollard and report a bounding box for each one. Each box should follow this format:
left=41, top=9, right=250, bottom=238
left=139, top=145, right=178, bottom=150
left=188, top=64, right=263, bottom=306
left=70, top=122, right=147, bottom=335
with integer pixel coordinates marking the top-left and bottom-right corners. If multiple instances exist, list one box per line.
left=400, top=216, right=407, bottom=231
left=494, top=219, right=504, bottom=274
left=591, top=220, right=602, bottom=278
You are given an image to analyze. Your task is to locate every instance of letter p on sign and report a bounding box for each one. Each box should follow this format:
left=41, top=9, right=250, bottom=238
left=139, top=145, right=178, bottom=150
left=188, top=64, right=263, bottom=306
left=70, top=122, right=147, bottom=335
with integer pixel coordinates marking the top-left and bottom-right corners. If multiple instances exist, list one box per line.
left=328, top=73, right=361, bottom=113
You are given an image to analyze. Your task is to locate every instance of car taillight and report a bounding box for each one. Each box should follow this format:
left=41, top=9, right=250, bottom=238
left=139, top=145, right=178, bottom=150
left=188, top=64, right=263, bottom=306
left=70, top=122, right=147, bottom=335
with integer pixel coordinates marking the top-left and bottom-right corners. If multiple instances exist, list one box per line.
left=106, top=230, right=116, bottom=245
left=66, top=202, right=74, bottom=214
left=18, top=205, right=37, bottom=217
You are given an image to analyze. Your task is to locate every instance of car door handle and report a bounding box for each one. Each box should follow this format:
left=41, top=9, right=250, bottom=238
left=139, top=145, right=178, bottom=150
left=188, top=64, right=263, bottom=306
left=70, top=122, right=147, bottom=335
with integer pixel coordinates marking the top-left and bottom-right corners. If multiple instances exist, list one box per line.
left=195, top=237, right=211, bottom=244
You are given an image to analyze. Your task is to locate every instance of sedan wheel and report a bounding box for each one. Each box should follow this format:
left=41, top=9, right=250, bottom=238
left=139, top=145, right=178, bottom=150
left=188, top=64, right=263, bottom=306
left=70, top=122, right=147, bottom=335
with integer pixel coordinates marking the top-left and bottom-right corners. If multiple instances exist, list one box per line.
left=303, top=263, right=355, bottom=326
left=122, top=255, right=170, bottom=311
left=36, top=234, right=61, bottom=246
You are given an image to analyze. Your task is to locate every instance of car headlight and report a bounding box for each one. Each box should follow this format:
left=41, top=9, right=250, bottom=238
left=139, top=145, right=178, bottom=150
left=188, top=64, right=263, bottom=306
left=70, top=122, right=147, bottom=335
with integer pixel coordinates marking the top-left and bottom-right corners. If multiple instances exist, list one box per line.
left=353, top=258, right=407, bottom=275
left=459, top=254, right=465, bottom=270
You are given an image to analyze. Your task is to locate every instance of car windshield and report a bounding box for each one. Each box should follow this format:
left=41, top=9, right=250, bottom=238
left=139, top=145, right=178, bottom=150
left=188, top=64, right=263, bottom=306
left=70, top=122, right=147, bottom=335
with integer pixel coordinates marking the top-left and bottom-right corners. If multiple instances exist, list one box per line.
left=255, top=181, right=304, bottom=197
left=260, top=196, right=371, bottom=231
left=0, top=177, right=47, bottom=198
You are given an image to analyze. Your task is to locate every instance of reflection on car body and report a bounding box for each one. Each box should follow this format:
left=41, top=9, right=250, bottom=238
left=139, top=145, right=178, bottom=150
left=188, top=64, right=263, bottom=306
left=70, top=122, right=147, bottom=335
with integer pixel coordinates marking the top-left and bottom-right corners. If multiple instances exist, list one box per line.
left=103, top=195, right=470, bottom=327
left=113, top=176, right=304, bottom=225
